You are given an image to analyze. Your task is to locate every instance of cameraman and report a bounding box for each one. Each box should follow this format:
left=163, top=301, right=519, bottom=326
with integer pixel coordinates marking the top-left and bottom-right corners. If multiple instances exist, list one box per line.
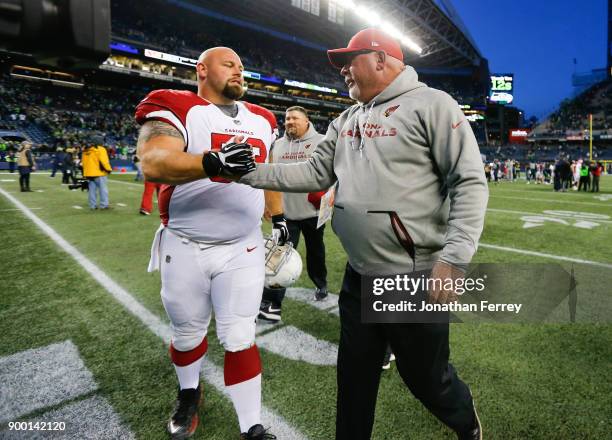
left=82, top=138, right=112, bottom=210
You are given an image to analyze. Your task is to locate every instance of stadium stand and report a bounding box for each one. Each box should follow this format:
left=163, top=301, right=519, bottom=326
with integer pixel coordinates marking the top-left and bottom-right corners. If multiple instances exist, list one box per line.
left=531, top=78, right=612, bottom=137
left=1, top=0, right=491, bottom=166
left=0, top=73, right=141, bottom=152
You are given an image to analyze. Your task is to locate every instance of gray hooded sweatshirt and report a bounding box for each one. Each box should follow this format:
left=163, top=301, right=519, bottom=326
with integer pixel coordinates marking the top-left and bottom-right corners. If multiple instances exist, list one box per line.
left=241, top=66, right=488, bottom=276
left=272, top=123, right=325, bottom=220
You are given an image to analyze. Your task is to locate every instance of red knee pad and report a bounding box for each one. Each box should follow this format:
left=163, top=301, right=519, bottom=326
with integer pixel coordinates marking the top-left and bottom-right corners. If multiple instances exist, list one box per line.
left=170, top=337, right=208, bottom=367
left=224, top=344, right=262, bottom=386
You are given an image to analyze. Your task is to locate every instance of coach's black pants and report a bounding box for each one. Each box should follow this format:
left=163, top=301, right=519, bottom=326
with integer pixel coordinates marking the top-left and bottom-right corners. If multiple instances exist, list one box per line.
left=336, top=264, right=474, bottom=439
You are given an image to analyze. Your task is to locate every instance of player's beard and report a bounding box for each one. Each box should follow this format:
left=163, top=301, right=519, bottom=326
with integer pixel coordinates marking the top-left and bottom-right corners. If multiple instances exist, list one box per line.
left=285, top=126, right=297, bottom=138
left=222, top=81, right=244, bottom=100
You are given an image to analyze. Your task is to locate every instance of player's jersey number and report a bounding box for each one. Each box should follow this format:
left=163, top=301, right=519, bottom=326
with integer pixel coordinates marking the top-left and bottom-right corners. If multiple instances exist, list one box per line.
left=209, top=133, right=267, bottom=183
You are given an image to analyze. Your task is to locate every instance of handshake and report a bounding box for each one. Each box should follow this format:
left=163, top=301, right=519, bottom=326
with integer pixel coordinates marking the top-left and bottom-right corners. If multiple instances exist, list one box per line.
left=202, top=140, right=256, bottom=178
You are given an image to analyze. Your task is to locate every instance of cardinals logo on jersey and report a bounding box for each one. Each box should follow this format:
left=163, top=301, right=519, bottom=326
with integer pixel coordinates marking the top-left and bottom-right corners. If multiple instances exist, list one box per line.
left=384, top=105, right=400, bottom=117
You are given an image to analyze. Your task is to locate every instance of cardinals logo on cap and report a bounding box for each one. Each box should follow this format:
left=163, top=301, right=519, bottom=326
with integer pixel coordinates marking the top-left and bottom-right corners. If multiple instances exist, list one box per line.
left=384, top=105, right=400, bottom=117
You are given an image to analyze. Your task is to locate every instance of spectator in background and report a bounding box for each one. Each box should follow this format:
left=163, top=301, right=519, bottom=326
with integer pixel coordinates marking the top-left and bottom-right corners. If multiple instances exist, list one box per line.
left=61, top=148, right=73, bottom=184
left=82, top=138, right=112, bottom=210
left=17, top=141, right=35, bottom=192
left=553, top=159, right=562, bottom=191
left=527, top=161, right=536, bottom=184
left=559, top=157, right=572, bottom=192
left=139, top=179, right=161, bottom=216
left=590, top=161, right=603, bottom=192
left=133, top=154, right=143, bottom=181
left=7, top=150, right=17, bottom=173
left=63, top=147, right=78, bottom=185
left=578, top=162, right=590, bottom=192
left=258, top=106, right=329, bottom=323
left=49, top=148, right=63, bottom=178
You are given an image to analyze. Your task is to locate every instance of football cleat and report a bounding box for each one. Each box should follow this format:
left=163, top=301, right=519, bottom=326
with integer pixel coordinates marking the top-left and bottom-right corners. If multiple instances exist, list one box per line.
left=240, top=424, right=277, bottom=439
left=382, top=349, right=395, bottom=370
left=258, top=301, right=282, bottom=322
left=263, top=236, right=302, bottom=288
left=314, top=286, right=328, bottom=301
left=457, top=405, right=482, bottom=440
left=167, top=385, right=201, bottom=439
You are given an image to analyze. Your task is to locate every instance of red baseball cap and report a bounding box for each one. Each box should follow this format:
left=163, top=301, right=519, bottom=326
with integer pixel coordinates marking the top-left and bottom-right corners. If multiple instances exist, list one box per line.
left=327, top=28, right=404, bottom=69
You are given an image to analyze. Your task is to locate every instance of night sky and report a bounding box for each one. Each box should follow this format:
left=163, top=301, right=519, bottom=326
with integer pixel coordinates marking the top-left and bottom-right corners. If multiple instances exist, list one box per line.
left=451, top=0, right=608, bottom=119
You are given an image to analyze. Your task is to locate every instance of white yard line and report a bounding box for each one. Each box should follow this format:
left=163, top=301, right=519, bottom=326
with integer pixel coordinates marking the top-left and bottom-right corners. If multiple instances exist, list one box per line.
left=0, top=208, right=41, bottom=211
left=0, top=187, right=307, bottom=440
left=486, top=208, right=612, bottom=224
left=491, top=187, right=606, bottom=196
left=257, top=326, right=337, bottom=366
left=0, top=341, right=98, bottom=424
left=489, top=194, right=609, bottom=207
left=479, top=243, right=612, bottom=269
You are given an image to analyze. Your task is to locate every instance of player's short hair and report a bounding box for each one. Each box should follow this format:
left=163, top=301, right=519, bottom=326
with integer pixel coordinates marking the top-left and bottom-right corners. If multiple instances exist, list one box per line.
left=286, top=106, right=308, bottom=118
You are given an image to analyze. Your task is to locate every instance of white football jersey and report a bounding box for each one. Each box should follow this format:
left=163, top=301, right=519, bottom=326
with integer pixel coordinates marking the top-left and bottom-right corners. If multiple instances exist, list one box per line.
left=135, top=89, right=277, bottom=243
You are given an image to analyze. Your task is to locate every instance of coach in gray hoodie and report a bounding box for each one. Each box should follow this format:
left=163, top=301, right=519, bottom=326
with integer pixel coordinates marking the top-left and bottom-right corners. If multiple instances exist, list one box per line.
left=239, top=28, right=487, bottom=440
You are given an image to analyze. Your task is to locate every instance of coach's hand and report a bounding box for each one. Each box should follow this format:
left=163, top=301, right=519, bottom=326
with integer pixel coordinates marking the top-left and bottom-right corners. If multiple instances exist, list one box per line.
left=428, top=261, right=463, bottom=305
left=202, top=142, right=255, bottom=177
left=272, top=214, right=289, bottom=245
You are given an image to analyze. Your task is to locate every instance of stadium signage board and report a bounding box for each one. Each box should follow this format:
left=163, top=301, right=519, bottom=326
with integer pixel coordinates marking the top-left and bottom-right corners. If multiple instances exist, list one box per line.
left=489, top=74, right=514, bottom=104
left=509, top=128, right=530, bottom=143
left=284, top=79, right=337, bottom=94
left=243, top=71, right=283, bottom=84
left=144, top=49, right=197, bottom=67
left=110, top=42, right=139, bottom=55
left=466, top=113, right=485, bottom=121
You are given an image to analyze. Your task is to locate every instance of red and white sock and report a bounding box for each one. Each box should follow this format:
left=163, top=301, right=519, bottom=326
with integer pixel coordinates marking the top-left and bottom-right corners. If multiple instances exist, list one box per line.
left=170, top=337, right=208, bottom=390
left=224, top=344, right=262, bottom=433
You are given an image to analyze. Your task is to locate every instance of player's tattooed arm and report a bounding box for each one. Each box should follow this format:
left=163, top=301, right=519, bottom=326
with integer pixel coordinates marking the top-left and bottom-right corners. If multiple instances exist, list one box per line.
left=137, top=120, right=207, bottom=185
left=137, top=120, right=184, bottom=146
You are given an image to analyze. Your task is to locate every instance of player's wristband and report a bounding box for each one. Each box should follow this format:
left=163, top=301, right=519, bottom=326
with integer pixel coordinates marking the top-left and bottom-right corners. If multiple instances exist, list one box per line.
left=202, top=152, right=222, bottom=177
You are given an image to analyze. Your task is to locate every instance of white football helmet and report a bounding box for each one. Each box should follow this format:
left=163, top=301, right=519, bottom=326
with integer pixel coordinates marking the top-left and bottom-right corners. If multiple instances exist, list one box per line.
left=264, top=235, right=302, bottom=288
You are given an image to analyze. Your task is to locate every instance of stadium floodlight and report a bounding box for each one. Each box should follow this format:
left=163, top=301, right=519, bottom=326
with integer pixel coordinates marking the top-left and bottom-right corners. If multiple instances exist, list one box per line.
left=345, top=2, right=423, bottom=54
left=336, top=0, right=357, bottom=8
left=381, top=21, right=403, bottom=40
left=401, top=37, right=423, bottom=55
left=0, top=0, right=110, bottom=69
left=355, top=5, right=381, bottom=26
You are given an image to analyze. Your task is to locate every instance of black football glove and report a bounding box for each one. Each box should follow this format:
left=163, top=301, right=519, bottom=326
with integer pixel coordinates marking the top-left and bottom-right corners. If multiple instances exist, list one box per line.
left=203, top=142, right=255, bottom=177
left=272, top=214, right=289, bottom=245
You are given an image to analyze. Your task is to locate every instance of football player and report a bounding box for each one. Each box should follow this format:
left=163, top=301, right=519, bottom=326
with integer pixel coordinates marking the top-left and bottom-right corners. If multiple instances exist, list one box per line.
left=135, top=47, right=286, bottom=440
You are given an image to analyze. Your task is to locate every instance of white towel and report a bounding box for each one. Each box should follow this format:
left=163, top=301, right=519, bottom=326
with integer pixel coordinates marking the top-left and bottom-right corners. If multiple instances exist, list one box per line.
left=147, top=224, right=165, bottom=272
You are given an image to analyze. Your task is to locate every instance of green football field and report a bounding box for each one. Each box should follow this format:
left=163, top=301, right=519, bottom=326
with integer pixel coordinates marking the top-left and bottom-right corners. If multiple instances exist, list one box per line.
left=1, top=172, right=611, bottom=439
